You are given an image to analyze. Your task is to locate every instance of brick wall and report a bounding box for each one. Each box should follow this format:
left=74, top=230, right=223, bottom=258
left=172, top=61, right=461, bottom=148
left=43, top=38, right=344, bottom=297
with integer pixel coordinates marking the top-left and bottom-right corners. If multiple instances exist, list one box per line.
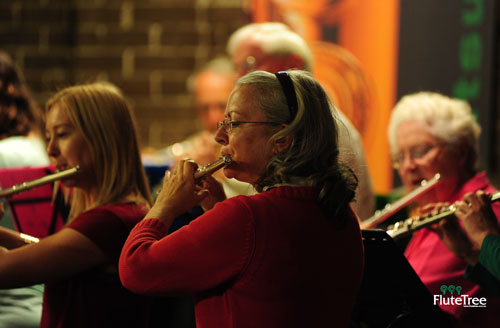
left=0, top=0, right=248, bottom=149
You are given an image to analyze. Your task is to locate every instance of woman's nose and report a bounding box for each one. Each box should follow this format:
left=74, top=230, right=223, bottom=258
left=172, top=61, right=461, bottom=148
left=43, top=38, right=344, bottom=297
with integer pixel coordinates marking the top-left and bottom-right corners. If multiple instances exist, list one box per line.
left=399, top=153, right=418, bottom=171
left=214, top=125, right=228, bottom=145
left=46, top=138, right=58, bottom=157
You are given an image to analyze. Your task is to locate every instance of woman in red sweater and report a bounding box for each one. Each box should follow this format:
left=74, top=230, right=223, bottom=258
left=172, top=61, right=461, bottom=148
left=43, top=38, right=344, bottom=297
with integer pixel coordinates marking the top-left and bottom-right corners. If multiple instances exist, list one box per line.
left=119, top=70, right=364, bottom=328
left=0, top=82, right=156, bottom=327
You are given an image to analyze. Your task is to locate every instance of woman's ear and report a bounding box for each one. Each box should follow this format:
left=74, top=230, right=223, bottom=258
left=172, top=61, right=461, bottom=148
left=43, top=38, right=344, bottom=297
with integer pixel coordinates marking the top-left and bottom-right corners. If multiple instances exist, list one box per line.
left=273, top=133, right=294, bottom=154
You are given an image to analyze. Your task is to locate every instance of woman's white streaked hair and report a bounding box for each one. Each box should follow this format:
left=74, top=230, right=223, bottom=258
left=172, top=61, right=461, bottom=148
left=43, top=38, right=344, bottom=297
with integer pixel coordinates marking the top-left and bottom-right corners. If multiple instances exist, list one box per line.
left=388, top=91, right=481, bottom=171
left=236, top=70, right=357, bottom=226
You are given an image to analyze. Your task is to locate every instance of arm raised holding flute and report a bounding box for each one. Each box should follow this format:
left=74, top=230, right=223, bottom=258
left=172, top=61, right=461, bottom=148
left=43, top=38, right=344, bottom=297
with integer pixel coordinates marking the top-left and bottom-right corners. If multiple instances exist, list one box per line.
left=119, top=70, right=364, bottom=328
left=428, top=190, right=500, bottom=295
left=0, top=82, right=161, bottom=328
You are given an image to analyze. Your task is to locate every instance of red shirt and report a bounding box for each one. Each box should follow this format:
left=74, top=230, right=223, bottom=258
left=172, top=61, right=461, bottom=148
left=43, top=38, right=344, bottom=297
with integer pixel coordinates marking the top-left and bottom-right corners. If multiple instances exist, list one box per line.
left=120, top=186, right=364, bottom=328
left=405, top=172, right=500, bottom=327
left=41, top=203, right=154, bottom=328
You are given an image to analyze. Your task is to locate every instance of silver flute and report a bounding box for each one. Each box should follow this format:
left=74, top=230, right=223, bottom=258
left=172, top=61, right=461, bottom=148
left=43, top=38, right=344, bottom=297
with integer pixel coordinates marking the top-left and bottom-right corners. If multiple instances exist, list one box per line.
left=0, top=166, right=80, bottom=198
left=362, top=173, right=441, bottom=229
left=193, top=155, right=232, bottom=181
left=386, top=191, right=500, bottom=240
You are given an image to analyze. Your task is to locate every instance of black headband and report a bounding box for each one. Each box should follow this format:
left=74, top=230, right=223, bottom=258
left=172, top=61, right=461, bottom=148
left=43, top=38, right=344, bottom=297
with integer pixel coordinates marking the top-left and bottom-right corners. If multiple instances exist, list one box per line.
left=275, top=71, right=298, bottom=122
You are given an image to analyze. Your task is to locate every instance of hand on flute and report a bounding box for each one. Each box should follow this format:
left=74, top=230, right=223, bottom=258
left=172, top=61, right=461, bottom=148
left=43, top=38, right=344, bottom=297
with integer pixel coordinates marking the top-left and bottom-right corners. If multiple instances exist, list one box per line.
left=423, top=202, right=479, bottom=265
left=199, top=175, right=226, bottom=212
left=454, top=190, right=500, bottom=250
left=145, top=159, right=209, bottom=225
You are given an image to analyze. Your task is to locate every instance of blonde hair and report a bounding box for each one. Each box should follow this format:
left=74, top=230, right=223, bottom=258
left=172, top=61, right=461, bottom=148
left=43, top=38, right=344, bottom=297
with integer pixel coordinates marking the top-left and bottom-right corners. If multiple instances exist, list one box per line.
left=46, top=82, right=152, bottom=219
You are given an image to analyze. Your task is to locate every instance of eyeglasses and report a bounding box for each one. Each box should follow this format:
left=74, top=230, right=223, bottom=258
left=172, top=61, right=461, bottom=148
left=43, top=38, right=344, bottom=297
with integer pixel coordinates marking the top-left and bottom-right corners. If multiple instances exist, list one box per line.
left=392, top=143, right=443, bottom=169
left=216, top=119, right=281, bottom=132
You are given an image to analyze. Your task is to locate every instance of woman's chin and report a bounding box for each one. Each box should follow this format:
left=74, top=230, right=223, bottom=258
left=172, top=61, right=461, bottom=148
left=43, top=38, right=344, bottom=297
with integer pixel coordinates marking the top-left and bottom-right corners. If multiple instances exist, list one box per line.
left=223, top=169, right=253, bottom=184
left=60, top=178, right=76, bottom=188
left=222, top=168, right=235, bottom=180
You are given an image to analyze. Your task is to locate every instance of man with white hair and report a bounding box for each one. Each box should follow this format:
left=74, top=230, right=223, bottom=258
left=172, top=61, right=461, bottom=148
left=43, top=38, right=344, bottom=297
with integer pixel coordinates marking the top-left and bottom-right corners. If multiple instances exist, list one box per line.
left=227, top=22, right=375, bottom=220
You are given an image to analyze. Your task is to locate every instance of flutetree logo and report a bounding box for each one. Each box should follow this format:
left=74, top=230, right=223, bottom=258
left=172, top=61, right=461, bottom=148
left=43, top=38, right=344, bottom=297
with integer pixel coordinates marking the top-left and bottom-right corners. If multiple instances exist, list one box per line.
left=441, top=284, right=462, bottom=296
left=433, top=285, right=486, bottom=308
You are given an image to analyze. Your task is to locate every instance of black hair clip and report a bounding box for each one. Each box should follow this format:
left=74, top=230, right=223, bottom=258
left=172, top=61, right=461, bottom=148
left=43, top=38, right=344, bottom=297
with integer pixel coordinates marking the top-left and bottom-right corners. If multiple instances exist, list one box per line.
left=275, top=71, right=298, bottom=122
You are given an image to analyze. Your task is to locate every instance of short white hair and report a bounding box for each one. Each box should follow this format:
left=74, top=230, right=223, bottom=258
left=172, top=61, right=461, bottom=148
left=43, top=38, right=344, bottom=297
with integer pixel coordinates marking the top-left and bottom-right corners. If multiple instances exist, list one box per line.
left=227, top=22, right=314, bottom=72
left=388, top=91, right=481, bottom=170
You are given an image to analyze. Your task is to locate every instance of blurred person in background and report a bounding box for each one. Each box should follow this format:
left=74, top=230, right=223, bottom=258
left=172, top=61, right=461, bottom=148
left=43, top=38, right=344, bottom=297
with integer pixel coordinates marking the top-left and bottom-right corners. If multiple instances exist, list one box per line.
left=0, top=50, right=48, bottom=168
left=227, top=22, right=374, bottom=220
left=387, top=91, right=500, bottom=328
left=0, top=49, right=47, bottom=328
left=145, top=56, right=254, bottom=198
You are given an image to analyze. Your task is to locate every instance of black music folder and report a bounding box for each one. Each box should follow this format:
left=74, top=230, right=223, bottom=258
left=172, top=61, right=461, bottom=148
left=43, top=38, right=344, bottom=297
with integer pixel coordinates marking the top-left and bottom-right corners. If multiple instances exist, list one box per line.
left=351, top=229, right=452, bottom=328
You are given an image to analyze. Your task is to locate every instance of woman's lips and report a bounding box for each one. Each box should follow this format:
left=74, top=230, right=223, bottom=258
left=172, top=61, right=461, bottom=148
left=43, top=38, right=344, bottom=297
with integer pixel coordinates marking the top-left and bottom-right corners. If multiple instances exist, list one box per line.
left=55, top=164, right=69, bottom=172
left=404, top=177, right=424, bottom=190
left=411, top=178, right=423, bottom=186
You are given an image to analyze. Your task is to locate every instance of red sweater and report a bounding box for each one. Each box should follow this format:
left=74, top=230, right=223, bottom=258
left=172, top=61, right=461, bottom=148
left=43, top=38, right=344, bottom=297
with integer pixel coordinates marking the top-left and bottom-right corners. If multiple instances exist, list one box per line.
left=41, top=203, right=154, bottom=328
left=120, top=186, right=364, bottom=328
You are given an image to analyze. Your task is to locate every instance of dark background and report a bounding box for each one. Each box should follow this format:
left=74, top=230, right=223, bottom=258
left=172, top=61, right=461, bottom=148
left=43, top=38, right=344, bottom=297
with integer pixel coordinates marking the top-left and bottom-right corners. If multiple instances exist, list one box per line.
left=397, top=0, right=499, bottom=184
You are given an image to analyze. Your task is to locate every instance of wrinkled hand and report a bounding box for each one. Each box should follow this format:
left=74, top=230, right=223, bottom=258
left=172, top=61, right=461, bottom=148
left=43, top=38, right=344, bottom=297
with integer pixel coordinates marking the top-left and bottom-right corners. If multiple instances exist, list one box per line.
left=423, top=202, right=479, bottom=265
left=436, top=215, right=479, bottom=265
left=198, top=175, right=227, bottom=211
left=145, top=159, right=209, bottom=225
left=455, top=190, right=500, bottom=249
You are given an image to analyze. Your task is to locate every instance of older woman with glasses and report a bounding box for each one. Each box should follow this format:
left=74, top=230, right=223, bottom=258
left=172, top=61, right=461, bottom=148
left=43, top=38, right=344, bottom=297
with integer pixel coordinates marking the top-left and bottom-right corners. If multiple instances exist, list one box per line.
left=387, top=91, right=500, bottom=327
left=119, top=70, right=364, bottom=328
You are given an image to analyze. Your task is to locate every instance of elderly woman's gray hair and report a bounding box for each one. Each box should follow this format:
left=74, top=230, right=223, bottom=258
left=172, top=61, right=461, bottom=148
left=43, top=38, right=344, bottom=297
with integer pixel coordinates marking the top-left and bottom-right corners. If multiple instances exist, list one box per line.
left=235, top=70, right=357, bottom=225
left=388, top=91, right=481, bottom=171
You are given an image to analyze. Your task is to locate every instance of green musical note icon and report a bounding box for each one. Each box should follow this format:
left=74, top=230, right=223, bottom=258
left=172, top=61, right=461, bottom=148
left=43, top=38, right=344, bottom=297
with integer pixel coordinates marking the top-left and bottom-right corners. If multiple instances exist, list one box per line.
left=440, top=285, right=448, bottom=295
left=448, top=285, right=455, bottom=295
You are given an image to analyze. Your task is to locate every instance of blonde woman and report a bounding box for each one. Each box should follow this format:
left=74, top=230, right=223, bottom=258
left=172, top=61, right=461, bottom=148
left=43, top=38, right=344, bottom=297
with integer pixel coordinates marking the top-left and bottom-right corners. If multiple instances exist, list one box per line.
left=0, top=82, right=154, bottom=327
